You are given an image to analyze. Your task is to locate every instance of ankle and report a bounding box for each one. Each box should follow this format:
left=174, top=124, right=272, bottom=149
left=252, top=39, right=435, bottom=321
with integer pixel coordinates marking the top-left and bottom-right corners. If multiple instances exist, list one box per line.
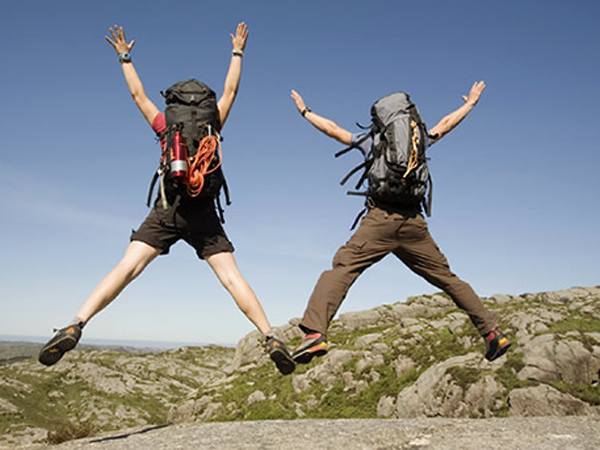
left=72, top=317, right=87, bottom=329
left=263, top=329, right=275, bottom=340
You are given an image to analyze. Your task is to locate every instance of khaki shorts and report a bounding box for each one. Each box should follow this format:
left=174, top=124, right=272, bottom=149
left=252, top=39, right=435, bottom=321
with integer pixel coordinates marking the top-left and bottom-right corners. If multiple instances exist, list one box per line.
left=131, top=197, right=234, bottom=259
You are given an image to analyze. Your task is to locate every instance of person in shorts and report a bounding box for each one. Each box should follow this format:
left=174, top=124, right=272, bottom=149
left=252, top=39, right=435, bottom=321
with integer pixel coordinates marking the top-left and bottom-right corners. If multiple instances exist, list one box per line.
left=289, top=83, right=510, bottom=364
left=39, top=23, right=295, bottom=375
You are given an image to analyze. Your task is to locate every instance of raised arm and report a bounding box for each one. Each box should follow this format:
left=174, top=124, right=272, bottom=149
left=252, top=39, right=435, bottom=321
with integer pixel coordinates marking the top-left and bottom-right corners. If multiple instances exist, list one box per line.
left=105, top=25, right=160, bottom=126
left=428, top=81, right=486, bottom=142
left=217, top=22, right=248, bottom=128
left=290, top=90, right=352, bottom=146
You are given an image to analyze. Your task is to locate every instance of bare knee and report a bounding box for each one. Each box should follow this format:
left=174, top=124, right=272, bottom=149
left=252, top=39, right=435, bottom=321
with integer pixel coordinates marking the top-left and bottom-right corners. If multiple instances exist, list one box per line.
left=116, top=242, right=160, bottom=282
left=218, top=270, right=245, bottom=293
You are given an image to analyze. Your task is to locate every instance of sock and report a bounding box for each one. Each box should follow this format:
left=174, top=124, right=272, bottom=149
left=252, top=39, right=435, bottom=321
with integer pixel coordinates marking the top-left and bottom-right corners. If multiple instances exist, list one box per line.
left=263, top=329, right=275, bottom=340
left=72, top=316, right=87, bottom=329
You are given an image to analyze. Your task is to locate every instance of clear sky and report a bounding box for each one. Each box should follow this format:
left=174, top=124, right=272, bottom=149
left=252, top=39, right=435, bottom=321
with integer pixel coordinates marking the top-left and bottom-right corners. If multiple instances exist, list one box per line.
left=1, top=0, right=598, bottom=346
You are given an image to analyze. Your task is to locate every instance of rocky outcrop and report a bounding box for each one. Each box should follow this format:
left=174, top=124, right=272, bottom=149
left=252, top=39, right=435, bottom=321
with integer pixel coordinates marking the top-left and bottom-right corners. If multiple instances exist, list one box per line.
left=0, top=346, right=235, bottom=447
left=508, top=384, right=599, bottom=416
left=394, top=353, right=506, bottom=418
left=518, top=334, right=600, bottom=384
left=1, top=285, right=599, bottom=447
left=166, top=285, right=600, bottom=427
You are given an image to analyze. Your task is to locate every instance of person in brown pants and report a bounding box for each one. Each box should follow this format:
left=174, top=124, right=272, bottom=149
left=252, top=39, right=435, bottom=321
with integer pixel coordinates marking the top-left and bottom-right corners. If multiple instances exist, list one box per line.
left=290, top=82, right=510, bottom=363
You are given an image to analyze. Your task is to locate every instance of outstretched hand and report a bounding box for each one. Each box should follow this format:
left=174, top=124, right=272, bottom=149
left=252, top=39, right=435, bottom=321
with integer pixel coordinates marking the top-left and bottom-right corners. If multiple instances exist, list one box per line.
left=290, top=90, right=307, bottom=113
left=230, top=22, right=249, bottom=53
left=105, top=25, right=135, bottom=55
left=462, top=81, right=486, bottom=106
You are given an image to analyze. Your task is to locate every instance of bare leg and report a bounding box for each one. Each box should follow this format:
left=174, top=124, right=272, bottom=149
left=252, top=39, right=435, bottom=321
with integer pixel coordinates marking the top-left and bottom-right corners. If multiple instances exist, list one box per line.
left=76, top=241, right=162, bottom=323
left=206, top=252, right=271, bottom=335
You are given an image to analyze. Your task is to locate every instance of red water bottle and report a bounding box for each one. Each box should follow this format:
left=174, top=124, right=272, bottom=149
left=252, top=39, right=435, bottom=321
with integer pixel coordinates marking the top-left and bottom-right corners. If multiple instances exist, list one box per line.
left=170, top=130, right=189, bottom=182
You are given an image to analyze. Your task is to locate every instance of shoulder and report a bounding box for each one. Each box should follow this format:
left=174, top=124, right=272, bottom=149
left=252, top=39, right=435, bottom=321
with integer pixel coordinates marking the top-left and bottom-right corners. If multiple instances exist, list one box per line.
left=426, top=133, right=438, bottom=147
left=151, top=112, right=166, bottom=134
left=351, top=132, right=373, bottom=155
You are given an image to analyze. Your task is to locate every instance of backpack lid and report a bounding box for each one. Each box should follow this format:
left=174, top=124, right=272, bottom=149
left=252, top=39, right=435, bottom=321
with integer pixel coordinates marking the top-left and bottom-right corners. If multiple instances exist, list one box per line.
left=163, top=79, right=216, bottom=106
left=370, top=92, right=415, bottom=127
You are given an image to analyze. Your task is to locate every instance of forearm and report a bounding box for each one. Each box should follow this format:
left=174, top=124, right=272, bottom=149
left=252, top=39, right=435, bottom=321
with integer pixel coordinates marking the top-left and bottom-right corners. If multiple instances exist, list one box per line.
left=121, top=62, right=146, bottom=102
left=303, top=110, right=352, bottom=145
left=429, top=101, right=476, bottom=139
left=106, top=25, right=159, bottom=125
left=222, top=55, right=242, bottom=101
left=217, top=54, right=242, bottom=126
left=119, top=61, right=159, bottom=125
left=305, top=110, right=339, bottom=136
left=217, top=22, right=248, bottom=127
left=430, top=81, right=485, bottom=140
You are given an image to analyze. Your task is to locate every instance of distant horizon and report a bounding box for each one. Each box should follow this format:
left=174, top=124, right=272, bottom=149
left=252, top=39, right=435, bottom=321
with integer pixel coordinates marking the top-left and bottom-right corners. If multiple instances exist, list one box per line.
left=0, top=335, right=236, bottom=350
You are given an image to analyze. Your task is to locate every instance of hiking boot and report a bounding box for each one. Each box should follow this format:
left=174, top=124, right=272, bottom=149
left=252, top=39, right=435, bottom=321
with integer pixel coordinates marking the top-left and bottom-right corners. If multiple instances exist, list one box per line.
left=265, top=336, right=296, bottom=375
left=484, top=327, right=511, bottom=361
left=292, top=332, right=328, bottom=364
left=38, top=324, right=82, bottom=366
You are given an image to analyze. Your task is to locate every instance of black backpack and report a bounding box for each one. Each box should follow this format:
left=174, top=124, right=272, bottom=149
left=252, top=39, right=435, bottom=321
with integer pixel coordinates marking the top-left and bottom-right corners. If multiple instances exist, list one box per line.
left=337, top=92, right=433, bottom=226
left=147, top=79, right=230, bottom=220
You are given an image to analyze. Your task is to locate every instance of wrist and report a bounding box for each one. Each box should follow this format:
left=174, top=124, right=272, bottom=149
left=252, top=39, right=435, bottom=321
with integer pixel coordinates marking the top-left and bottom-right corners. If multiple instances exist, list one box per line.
left=232, top=49, right=244, bottom=57
left=301, top=107, right=312, bottom=117
left=118, top=52, right=132, bottom=63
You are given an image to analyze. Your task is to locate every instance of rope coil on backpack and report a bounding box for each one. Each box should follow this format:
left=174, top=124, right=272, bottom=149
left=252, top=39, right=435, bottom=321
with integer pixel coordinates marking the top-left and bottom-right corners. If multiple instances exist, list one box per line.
left=402, top=120, right=420, bottom=185
left=186, top=135, right=222, bottom=197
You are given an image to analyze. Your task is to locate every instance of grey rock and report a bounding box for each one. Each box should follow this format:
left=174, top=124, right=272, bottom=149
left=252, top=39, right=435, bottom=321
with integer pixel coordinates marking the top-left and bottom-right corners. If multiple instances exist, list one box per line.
left=395, top=353, right=502, bottom=418
left=338, top=310, right=381, bottom=331
left=247, top=390, right=266, bottom=404
left=376, top=395, right=395, bottom=418
left=354, top=333, right=382, bottom=347
left=489, top=294, right=513, bottom=305
left=18, top=417, right=600, bottom=450
left=356, top=353, right=385, bottom=374
left=393, top=355, right=415, bottom=377
left=370, top=343, right=390, bottom=355
left=509, top=384, right=598, bottom=416
left=519, top=335, right=600, bottom=384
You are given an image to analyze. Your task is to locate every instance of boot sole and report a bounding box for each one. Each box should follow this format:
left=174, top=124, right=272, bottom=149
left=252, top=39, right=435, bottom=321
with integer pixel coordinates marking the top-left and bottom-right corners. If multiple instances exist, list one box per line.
left=269, top=349, right=296, bottom=375
left=38, top=335, right=79, bottom=366
left=485, top=342, right=511, bottom=362
left=293, top=345, right=328, bottom=364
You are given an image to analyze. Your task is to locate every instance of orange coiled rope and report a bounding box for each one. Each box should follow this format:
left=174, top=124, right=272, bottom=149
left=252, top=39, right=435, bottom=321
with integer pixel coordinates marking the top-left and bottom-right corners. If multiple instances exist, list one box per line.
left=401, top=120, right=420, bottom=185
left=186, top=135, right=222, bottom=197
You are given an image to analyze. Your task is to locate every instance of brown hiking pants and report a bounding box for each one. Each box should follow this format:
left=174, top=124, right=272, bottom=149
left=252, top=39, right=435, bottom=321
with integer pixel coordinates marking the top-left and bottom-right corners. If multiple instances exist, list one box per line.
left=300, top=205, right=499, bottom=337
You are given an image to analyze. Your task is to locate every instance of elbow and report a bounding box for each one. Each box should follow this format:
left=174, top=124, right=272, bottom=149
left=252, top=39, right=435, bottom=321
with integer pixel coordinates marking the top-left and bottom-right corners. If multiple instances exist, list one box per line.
left=224, top=86, right=238, bottom=101
left=130, top=91, right=143, bottom=104
left=323, top=122, right=341, bottom=137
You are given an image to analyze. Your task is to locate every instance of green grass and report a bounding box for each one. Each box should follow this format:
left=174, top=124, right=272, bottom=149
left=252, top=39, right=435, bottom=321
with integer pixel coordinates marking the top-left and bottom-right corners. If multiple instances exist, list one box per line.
left=546, top=316, right=600, bottom=334
left=46, top=421, right=96, bottom=445
left=549, top=381, right=600, bottom=406
left=446, top=366, right=482, bottom=391
left=0, top=347, right=236, bottom=444
left=402, top=326, right=471, bottom=368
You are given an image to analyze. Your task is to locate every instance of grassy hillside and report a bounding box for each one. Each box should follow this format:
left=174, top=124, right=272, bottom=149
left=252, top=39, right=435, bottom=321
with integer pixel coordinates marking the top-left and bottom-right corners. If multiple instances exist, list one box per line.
left=1, top=286, right=599, bottom=447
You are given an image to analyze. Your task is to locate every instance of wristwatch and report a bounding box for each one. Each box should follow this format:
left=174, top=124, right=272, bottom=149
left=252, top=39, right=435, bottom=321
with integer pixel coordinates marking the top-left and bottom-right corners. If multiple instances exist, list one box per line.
left=118, top=52, right=132, bottom=63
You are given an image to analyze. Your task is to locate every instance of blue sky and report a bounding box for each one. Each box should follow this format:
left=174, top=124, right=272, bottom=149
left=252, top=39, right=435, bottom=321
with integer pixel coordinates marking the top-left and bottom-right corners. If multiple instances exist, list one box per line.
left=1, top=0, right=598, bottom=346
